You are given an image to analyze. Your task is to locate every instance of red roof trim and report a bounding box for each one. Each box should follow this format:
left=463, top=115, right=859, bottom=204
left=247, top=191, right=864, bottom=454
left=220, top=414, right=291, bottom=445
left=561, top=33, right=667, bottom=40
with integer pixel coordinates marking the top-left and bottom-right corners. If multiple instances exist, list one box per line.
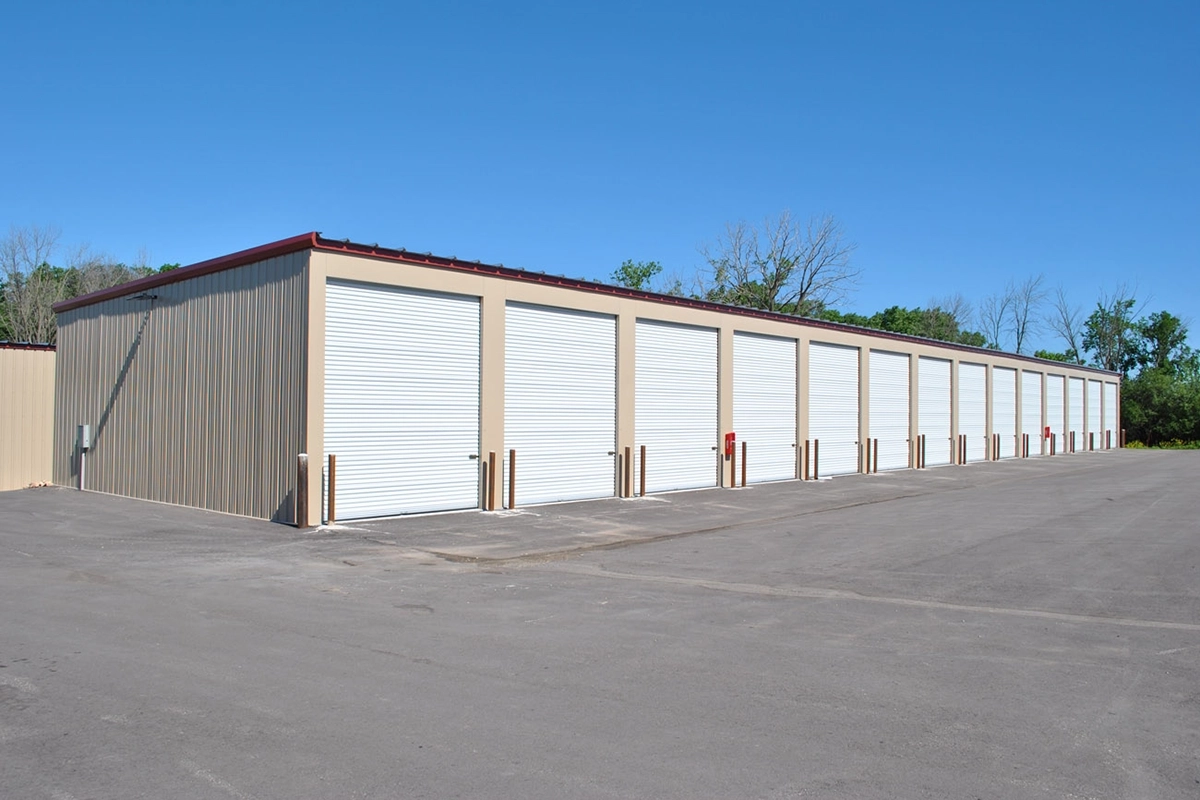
left=0, top=342, right=56, bottom=351
left=51, top=232, right=318, bottom=313
left=50, top=230, right=1119, bottom=378
left=310, top=236, right=1120, bottom=378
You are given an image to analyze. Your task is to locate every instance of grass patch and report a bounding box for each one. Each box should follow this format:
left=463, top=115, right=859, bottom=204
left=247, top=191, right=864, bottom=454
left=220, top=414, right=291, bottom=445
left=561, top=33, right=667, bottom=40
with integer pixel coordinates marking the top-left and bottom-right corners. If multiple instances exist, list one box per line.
left=1125, top=439, right=1200, bottom=450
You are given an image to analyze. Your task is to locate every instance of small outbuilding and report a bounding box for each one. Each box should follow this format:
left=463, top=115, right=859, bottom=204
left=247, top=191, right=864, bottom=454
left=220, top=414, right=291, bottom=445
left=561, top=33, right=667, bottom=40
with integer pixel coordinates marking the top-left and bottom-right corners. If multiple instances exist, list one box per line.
left=51, top=233, right=1121, bottom=525
left=0, top=342, right=56, bottom=491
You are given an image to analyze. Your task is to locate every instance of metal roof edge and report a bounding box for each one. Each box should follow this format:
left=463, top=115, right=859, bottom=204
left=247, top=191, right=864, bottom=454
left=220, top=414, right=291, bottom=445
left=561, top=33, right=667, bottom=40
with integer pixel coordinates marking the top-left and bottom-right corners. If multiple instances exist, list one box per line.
left=0, top=341, right=57, bottom=351
left=51, top=232, right=319, bottom=313
left=311, top=236, right=1122, bottom=378
left=45, top=231, right=1119, bottom=378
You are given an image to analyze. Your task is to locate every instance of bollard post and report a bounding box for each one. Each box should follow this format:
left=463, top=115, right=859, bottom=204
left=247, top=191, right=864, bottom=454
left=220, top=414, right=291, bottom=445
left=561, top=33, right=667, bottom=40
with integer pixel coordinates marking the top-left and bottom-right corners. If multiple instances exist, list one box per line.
left=639, top=445, right=646, bottom=497
left=296, top=453, right=309, bottom=528
left=864, top=439, right=871, bottom=474
left=741, top=441, right=747, bottom=488
left=873, top=439, right=879, bottom=474
left=488, top=452, right=497, bottom=511
left=803, top=440, right=810, bottom=481
left=1121, top=429, right=1126, bottom=448
left=624, top=446, right=632, bottom=498
left=813, top=439, right=820, bottom=480
left=508, top=450, right=516, bottom=509
left=327, top=454, right=337, bottom=525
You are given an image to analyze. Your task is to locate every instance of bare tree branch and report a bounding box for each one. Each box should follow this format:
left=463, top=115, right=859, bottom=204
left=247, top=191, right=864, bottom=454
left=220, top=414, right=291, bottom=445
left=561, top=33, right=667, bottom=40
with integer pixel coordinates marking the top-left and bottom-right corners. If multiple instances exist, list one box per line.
left=1009, top=274, right=1047, bottom=354
left=1, top=225, right=156, bottom=344
left=699, top=211, right=858, bottom=314
left=1044, top=285, right=1084, bottom=362
left=977, top=289, right=1014, bottom=350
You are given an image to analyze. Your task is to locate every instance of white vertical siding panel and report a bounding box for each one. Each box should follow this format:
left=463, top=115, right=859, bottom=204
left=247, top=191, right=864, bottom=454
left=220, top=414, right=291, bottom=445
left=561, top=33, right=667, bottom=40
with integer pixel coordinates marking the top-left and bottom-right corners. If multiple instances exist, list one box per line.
left=1046, top=375, right=1065, bottom=451
left=733, top=332, right=797, bottom=483
left=1087, top=379, right=1102, bottom=447
left=326, top=282, right=482, bottom=518
left=1103, top=382, right=1118, bottom=446
left=958, top=363, right=987, bottom=462
left=809, top=342, right=860, bottom=476
left=506, top=303, right=617, bottom=505
left=992, top=367, right=1017, bottom=458
left=918, top=357, right=952, bottom=466
left=869, top=350, right=911, bottom=471
left=1068, top=377, right=1085, bottom=451
left=635, top=320, right=719, bottom=492
left=1021, top=371, right=1043, bottom=456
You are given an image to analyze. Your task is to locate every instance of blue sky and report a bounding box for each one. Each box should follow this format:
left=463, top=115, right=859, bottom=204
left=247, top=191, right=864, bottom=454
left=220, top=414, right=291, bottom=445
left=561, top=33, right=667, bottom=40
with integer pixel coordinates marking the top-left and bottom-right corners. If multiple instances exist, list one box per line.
left=3, top=1, right=1196, bottom=353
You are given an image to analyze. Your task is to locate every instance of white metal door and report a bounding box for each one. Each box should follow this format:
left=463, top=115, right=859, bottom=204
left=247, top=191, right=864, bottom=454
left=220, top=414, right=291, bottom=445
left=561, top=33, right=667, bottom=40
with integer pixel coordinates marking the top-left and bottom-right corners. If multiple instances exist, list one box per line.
left=1103, top=382, right=1118, bottom=447
left=869, top=350, right=910, bottom=471
left=733, top=332, right=797, bottom=483
left=918, top=357, right=952, bottom=466
left=809, top=342, right=860, bottom=476
left=992, top=367, right=1017, bottom=458
left=635, top=320, right=718, bottom=492
left=505, top=303, right=616, bottom=505
left=1021, top=371, right=1043, bottom=457
left=1068, top=377, right=1085, bottom=452
left=1087, top=379, right=1102, bottom=449
left=324, top=280, right=480, bottom=519
left=958, top=363, right=987, bottom=462
left=1046, top=375, right=1065, bottom=452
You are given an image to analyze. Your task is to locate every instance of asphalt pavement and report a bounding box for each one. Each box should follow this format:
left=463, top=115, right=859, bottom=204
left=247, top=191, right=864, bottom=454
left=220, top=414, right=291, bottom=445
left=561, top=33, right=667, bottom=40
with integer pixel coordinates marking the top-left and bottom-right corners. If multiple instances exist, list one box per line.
left=1, top=448, right=1197, bottom=798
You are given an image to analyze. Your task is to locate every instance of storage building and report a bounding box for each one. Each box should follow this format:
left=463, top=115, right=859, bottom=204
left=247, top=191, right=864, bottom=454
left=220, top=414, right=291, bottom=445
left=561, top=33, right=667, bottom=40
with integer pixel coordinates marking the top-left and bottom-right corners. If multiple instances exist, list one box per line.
left=0, top=343, right=56, bottom=491
left=51, top=233, right=1121, bottom=525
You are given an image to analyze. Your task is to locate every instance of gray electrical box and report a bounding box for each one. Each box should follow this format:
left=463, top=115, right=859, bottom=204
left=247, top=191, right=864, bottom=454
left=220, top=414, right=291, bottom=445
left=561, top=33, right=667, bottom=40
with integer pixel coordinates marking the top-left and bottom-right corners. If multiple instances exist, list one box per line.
left=78, top=424, right=91, bottom=451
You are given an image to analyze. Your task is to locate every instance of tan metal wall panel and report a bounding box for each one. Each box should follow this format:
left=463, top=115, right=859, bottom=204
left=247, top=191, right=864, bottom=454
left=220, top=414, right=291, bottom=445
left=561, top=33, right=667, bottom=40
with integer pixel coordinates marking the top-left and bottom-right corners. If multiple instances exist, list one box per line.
left=0, top=347, right=56, bottom=491
left=53, top=252, right=308, bottom=522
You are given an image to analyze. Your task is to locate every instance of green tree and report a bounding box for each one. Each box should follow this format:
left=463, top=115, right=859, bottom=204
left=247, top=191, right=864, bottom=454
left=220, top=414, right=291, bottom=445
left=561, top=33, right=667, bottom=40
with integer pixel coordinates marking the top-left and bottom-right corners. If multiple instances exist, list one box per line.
left=1033, top=349, right=1073, bottom=362
left=611, top=259, right=663, bottom=291
left=1121, top=367, right=1200, bottom=445
left=1082, top=290, right=1139, bottom=375
left=817, top=304, right=986, bottom=347
left=1134, top=311, right=1195, bottom=375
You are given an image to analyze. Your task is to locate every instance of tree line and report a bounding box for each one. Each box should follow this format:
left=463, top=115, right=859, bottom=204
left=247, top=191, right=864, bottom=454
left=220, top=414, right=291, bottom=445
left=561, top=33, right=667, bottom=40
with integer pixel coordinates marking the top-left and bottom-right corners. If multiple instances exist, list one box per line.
left=0, top=225, right=178, bottom=344
left=614, top=211, right=1197, bottom=446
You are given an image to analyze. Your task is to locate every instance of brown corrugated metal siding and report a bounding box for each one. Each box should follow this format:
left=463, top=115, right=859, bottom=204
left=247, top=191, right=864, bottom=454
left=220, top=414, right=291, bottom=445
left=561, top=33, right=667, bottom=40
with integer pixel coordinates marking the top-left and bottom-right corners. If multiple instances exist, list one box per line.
left=0, top=346, right=56, bottom=491
left=53, top=252, right=309, bottom=522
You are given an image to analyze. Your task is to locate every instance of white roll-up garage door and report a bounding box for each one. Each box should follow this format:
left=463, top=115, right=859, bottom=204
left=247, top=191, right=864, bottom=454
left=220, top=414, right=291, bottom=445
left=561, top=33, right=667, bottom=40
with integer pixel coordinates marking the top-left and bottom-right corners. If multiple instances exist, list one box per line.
left=325, top=280, right=481, bottom=519
left=733, top=332, right=797, bottom=483
left=992, top=367, right=1017, bottom=459
left=635, top=320, right=718, bottom=493
left=505, top=303, right=616, bottom=506
left=1068, top=377, right=1085, bottom=452
left=1103, top=382, right=1118, bottom=448
left=1087, top=379, right=1102, bottom=450
left=869, top=350, right=910, bottom=471
left=918, top=357, right=952, bottom=467
left=809, top=342, right=860, bottom=476
left=958, top=363, right=987, bottom=462
left=1046, top=375, right=1065, bottom=453
left=1021, top=371, right=1043, bottom=457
